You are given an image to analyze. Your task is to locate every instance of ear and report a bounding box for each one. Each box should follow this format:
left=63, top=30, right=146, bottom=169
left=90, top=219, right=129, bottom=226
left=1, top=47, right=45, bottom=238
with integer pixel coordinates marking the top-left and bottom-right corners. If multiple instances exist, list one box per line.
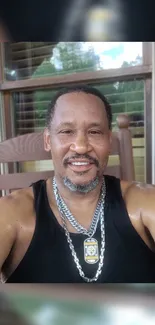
left=43, top=128, right=51, bottom=152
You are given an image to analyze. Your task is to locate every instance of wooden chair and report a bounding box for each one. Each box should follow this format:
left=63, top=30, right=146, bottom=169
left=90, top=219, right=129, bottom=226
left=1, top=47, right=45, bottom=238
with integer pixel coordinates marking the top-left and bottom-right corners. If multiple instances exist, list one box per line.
left=0, top=114, right=135, bottom=194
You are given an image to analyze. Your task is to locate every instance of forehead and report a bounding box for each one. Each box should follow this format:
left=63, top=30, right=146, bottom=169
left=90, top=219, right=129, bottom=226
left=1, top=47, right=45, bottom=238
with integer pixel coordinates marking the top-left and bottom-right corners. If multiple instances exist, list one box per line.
left=53, top=92, right=108, bottom=124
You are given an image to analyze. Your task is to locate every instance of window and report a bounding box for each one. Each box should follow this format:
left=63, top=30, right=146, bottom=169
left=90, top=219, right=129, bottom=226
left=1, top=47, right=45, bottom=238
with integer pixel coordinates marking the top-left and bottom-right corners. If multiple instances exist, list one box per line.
left=4, top=42, right=142, bottom=81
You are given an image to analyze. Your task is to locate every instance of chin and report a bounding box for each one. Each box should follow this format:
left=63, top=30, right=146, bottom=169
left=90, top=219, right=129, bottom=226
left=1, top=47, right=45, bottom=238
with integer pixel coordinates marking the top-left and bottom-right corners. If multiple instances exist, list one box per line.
left=63, top=173, right=101, bottom=194
left=70, top=171, right=97, bottom=183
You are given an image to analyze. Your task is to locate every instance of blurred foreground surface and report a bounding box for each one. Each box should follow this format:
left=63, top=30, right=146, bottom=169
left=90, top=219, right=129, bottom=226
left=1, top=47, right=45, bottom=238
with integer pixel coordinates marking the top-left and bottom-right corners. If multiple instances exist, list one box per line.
left=0, top=284, right=155, bottom=325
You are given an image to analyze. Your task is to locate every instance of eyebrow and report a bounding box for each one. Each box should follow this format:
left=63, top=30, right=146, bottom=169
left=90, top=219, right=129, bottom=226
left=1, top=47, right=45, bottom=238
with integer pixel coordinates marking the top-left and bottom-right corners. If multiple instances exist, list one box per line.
left=56, top=122, right=104, bottom=129
left=55, top=122, right=75, bottom=131
left=88, top=123, right=103, bottom=128
left=58, top=122, right=74, bottom=127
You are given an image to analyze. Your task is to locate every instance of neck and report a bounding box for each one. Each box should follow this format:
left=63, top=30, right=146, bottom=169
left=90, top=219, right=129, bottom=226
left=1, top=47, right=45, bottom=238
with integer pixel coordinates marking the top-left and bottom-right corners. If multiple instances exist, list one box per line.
left=48, top=176, right=104, bottom=230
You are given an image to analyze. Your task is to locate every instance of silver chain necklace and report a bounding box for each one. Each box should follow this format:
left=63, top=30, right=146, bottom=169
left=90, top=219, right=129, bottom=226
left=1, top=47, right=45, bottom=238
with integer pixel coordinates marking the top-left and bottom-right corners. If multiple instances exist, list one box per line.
left=53, top=177, right=103, bottom=237
left=53, top=177, right=106, bottom=282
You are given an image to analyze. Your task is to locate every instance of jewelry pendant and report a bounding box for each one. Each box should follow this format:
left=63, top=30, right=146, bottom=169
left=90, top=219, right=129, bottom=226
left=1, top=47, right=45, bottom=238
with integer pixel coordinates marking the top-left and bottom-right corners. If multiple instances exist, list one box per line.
left=84, top=238, right=99, bottom=264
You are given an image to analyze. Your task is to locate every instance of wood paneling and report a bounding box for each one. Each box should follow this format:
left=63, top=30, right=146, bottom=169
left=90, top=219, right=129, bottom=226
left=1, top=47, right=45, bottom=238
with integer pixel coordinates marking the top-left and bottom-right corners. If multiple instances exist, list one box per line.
left=0, top=64, right=152, bottom=91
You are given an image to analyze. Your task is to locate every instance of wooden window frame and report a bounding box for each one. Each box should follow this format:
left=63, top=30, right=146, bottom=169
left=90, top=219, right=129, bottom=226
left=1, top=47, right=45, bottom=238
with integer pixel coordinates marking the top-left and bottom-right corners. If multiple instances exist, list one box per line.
left=0, top=42, right=153, bottom=183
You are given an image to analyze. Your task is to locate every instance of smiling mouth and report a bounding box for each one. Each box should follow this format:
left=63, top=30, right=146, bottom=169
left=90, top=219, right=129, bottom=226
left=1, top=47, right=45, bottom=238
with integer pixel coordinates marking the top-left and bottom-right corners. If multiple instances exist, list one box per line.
left=70, top=161, right=92, bottom=166
left=67, top=161, right=95, bottom=172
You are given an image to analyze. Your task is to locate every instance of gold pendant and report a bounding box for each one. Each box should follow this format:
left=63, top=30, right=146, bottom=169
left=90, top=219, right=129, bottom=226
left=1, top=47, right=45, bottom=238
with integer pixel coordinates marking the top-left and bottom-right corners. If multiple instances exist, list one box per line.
left=84, top=238, right=99, bottom=264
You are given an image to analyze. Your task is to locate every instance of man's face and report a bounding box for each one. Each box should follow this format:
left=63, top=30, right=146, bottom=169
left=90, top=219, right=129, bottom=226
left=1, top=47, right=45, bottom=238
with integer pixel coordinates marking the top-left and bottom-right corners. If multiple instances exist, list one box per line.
left=44, top=92, right=112, bottom=187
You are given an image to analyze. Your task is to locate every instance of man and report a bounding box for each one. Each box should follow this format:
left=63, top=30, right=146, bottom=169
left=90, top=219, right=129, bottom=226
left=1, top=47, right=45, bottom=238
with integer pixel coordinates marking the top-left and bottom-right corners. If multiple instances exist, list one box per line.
left=0, top=85, right=155, bottom=283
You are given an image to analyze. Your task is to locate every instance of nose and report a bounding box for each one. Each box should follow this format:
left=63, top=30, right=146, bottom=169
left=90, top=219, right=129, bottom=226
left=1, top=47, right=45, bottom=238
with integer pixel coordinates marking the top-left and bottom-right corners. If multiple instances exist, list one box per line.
left=70, top=132, right=92, bottom=154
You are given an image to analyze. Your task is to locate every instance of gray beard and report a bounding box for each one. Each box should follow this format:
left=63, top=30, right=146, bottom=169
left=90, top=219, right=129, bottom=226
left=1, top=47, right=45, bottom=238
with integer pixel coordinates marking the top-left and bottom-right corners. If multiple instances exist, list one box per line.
left=63, top=176, right=100, bottom=194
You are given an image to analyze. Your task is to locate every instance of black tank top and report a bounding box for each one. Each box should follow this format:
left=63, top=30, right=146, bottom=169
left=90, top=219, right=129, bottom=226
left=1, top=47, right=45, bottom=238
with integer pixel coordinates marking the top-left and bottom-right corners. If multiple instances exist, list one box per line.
left=6, top=175, right=155, bottom=283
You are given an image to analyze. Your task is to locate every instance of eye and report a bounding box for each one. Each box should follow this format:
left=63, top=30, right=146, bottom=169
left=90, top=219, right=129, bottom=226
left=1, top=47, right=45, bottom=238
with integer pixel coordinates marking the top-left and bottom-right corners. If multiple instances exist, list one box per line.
left=89, top=130, right=102, bottom=135
left=59, top=130, right=74, bottom=134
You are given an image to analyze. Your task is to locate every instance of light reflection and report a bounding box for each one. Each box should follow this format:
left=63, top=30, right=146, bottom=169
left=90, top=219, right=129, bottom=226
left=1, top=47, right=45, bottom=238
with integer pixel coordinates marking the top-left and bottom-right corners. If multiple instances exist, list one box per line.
left=108, top=306, right=155, bottom=325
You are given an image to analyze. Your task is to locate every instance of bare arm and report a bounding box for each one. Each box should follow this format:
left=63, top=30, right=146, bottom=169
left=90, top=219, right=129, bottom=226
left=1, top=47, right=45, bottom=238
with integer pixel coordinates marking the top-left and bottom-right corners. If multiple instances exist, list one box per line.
left=0, top=187, right=35, bottom=281
left=0, top=196, right=18, bottom=274
left=139, top=183, right=155, bottom=241
left=122, top=180, right=155, bottom=244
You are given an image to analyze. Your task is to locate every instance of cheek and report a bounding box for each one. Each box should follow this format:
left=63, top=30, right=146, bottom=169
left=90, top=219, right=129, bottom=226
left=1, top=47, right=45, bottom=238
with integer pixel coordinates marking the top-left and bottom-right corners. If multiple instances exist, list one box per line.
left=51, top=135, right=70, bottom=149
left=95, top=143, right=111, bottom=164
left=96, top=140, right=111, bottom=154
left=50, top=141, right=69, bottom=163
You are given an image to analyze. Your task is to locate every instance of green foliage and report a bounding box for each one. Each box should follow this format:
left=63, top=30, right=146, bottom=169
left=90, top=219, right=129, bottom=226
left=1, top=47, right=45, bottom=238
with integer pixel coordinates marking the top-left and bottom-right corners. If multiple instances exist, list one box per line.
left=31, top=43, right=144, bottom=128
left=32, top=42, right=100, bottom=79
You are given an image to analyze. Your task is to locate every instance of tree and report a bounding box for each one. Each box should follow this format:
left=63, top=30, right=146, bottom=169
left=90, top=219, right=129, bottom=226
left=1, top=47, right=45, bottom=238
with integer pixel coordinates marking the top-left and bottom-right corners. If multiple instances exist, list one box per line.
left=32, top=42, right=100, bottom=128
left=94, top=56, right=144, bottom=128
left=31, top=46, right=143, bottom=131
left=32, top=42, right=100, bottom=78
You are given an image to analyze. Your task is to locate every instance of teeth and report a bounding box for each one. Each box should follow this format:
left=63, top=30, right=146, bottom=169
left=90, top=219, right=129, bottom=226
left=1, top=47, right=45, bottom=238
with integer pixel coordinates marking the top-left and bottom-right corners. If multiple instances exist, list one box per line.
left=71, top=162, right=90, bottom=166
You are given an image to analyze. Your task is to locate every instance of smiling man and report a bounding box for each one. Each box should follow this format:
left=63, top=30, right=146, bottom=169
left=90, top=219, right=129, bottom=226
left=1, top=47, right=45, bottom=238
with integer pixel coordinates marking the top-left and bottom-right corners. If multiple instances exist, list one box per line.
left=1, top=85, right=155, bottom=283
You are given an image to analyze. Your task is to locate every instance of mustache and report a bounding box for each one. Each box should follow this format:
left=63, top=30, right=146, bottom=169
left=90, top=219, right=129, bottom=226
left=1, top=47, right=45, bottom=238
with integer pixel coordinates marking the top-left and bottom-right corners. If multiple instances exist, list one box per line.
left=63, top=154, right=99, bottom=167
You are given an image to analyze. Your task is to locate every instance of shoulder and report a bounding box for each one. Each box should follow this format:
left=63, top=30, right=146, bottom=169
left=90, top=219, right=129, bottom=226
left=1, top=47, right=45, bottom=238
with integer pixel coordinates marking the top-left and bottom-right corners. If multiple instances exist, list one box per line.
left=0, top=187, right=35, bottom=277
left=120, top=180, right=155, bottom=239
left=120, top=180, right=155, bottom=203
left=0, top=187, right=34, bottom=226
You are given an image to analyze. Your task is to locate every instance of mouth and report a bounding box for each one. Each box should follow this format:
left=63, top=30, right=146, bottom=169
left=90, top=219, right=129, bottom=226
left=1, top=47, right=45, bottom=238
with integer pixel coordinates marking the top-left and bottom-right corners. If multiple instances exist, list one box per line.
left=67, top=160, right=95, bottom=172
